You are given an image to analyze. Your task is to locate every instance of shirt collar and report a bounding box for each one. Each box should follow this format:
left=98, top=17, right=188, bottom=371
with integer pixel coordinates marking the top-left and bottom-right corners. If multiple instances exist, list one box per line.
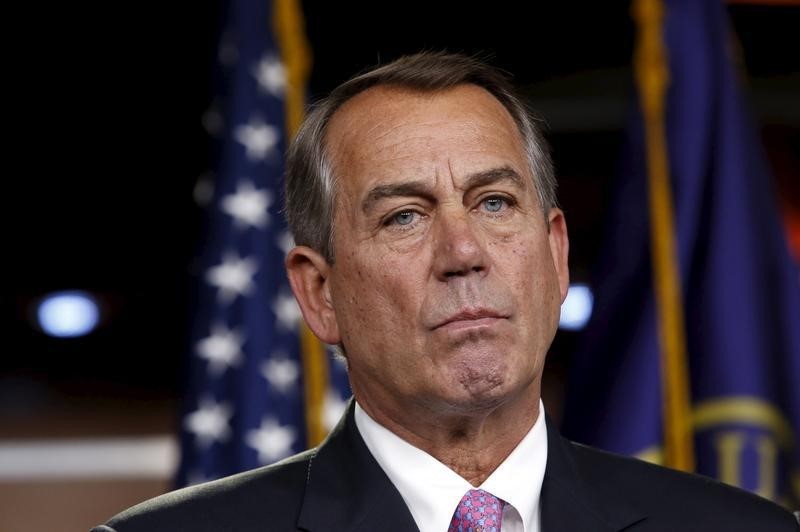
left=354, top=401, right=548, bottom=532
left=480, top=402, right=547, bottom=532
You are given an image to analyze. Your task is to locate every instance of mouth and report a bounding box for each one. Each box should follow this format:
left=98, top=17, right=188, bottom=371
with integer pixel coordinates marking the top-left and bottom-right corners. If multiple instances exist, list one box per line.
left=432, top=309, right=509, bottom=331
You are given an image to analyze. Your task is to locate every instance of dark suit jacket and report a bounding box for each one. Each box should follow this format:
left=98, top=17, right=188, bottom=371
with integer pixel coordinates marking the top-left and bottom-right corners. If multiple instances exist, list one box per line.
left=93, top=404, right=797, bottom=531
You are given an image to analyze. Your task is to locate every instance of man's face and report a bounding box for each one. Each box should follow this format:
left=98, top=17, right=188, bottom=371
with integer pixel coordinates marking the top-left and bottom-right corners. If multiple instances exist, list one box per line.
left=308, top=85, right=568, bottom=419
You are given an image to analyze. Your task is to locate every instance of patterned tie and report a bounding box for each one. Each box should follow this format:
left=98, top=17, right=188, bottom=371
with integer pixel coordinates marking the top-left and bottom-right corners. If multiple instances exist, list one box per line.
left=448, top=488, right=504, bottom=532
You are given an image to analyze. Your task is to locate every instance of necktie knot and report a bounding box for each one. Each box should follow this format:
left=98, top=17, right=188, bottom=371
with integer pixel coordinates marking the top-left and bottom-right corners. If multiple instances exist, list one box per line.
left=448, top=488, right=504, bottom=532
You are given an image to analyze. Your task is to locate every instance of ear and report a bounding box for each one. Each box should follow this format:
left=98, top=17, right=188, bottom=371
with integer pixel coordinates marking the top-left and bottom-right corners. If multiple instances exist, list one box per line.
left=285, top=246, right=341, bottom=344
left=547, top=208, right=570, bottom=303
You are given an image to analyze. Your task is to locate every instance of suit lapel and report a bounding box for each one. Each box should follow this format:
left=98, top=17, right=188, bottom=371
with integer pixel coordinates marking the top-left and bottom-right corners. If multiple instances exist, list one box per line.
left=540, top=415, right=646, bottom=532
left=297, top=400, right=419, bottom=532
left=299, top=405, right=647, bottom=531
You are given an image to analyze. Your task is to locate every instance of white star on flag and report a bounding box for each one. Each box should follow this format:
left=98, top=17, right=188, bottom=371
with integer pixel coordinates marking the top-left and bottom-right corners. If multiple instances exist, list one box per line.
left=206, top=252, right=258, bottom=304
left=260, top=355, right=299, bottom=393
left=178, top=0, right=356, bottom=486
left=235, top=118, right=279, bottom=161
left=184, top=398, right=233, bottom=448
left=246, top=417, right=297, bottom=464
left=323, top=390, right=349, bottom=431
left=220, top=180, right=273, bottom=229
left=277, top=230, right=295, bottom=256
left=272, top=292, right=302, bottom=331
left=196, top=323, right=245, bottom=377
left=252, top=55, right=286, bottom=96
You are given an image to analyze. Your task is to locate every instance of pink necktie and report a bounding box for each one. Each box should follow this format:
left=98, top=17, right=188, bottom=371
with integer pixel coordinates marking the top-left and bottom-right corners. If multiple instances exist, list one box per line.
left=448, top=488, right=504, bottom=532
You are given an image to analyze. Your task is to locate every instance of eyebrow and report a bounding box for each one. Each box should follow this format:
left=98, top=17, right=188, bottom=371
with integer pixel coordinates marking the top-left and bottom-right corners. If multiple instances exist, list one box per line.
left=462, top=165, right=526, bottom=190
left=361, top=180, right=435, bottom=214
left=361, top=165, right=526, bottom=214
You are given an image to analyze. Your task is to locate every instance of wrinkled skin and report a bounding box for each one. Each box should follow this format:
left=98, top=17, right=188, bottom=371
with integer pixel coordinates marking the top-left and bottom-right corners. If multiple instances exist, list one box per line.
left=287, top=84, right=569, bottom=482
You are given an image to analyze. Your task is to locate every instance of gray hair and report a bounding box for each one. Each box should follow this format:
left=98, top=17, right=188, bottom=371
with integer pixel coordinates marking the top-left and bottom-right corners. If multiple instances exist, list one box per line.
left=285, top=51, right=557, bottom=263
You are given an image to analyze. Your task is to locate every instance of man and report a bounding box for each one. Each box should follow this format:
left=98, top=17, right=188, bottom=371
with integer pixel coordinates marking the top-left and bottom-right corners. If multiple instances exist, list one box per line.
left=93, top=52, right=798, bottom=531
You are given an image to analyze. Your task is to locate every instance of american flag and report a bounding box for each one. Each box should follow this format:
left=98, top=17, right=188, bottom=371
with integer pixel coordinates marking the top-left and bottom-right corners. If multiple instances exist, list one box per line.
left=175, top=0, right=350, bottom=486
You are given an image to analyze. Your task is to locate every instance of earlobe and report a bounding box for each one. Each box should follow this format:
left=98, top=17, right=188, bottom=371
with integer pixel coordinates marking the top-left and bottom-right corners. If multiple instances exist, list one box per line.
left=285, top=246, right=341, bottom=344
left=547, top=208, right=570, bottom=303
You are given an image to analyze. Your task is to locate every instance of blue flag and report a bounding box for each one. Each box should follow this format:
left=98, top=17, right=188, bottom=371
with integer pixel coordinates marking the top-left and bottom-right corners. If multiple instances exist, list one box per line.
left=562, top=0, right=800, bottom=506
left=175, top=0, right=350, bottom=486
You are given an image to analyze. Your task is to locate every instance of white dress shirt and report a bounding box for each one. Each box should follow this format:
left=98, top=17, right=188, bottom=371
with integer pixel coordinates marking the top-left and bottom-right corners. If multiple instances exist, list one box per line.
left=354, top=400, right=548, bottom=532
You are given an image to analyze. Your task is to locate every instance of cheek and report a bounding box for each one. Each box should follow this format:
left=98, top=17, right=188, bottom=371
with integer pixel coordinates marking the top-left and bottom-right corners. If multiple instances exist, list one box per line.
left=499, top=235, right=547, bottom=283
left=332, top=254, right=421, bottom=342
left=504, top=237, right=561, bottom=323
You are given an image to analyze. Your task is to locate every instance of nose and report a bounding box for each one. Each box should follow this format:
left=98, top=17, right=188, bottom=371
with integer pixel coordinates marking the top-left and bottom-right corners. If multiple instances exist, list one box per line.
left=432, top=209, right=489, bottom=281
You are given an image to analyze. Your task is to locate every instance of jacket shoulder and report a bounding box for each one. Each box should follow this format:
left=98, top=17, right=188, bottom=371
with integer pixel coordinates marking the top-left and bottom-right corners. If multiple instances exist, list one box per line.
left=94, top=450, right=314, bottom=532
left=568, top=441, right=797, bottom=530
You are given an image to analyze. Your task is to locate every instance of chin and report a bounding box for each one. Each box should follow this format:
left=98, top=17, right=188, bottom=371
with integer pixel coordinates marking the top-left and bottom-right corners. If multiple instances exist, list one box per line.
left=426, top=337, right=536, bottom=409
left=440, top=363, right=512, bottom=409
left=432, top=388, right=513, bottom=419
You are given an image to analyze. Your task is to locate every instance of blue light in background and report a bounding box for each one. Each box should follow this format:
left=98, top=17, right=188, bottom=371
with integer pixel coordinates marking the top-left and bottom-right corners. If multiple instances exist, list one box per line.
left=37, top=291, right=100, bottom=338
left=559, top=283, right=593, bottom=331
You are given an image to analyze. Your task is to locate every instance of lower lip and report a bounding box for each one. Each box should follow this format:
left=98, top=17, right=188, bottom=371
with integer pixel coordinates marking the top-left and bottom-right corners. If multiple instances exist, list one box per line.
left=437, top=316, right=505, bottom=333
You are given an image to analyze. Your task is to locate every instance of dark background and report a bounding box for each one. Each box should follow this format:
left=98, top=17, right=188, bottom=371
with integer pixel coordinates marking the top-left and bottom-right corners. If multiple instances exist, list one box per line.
left=4, top=2, right=798, bottom=430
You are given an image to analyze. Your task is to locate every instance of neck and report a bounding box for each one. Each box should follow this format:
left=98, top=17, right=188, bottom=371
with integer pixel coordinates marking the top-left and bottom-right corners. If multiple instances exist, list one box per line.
left=356, top=383, right=541, bottom=486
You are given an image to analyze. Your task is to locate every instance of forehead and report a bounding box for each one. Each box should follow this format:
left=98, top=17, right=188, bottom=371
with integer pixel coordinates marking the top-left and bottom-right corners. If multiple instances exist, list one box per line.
left=324, top=84, right=531, bottom=192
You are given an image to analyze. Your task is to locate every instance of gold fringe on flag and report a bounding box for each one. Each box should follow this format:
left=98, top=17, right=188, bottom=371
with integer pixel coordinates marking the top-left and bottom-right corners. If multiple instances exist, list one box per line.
left=273, top=0, right=330, bottom=447
left=632, top=0, right=695, bottom=472
left=273, top=0, right=311, bottom=137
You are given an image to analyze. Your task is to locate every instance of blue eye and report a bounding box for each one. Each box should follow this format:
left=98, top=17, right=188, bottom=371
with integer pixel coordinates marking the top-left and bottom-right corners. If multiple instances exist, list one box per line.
left=393, top=210, right=416, bottom=225
left=483, top=197, right=506, bottom=213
